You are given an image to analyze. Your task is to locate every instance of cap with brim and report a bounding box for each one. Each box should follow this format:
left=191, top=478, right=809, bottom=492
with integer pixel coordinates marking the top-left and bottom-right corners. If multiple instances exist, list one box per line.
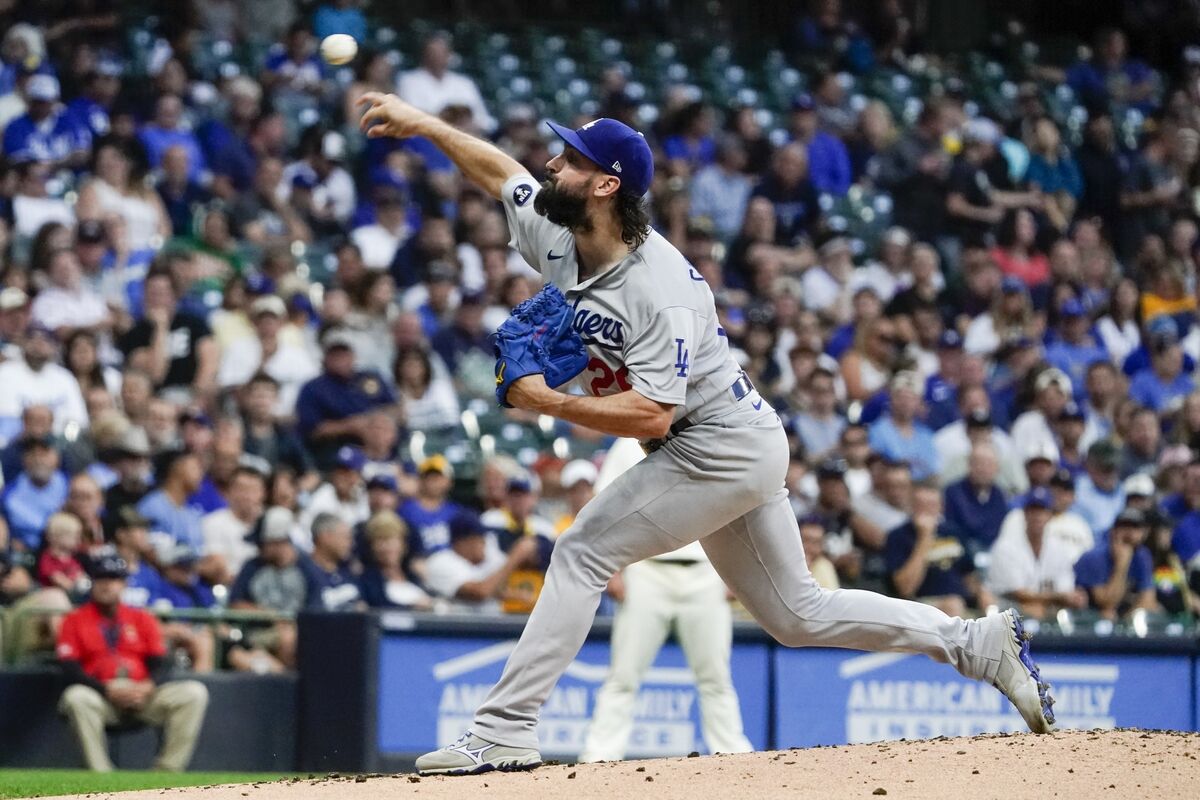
left=1060, top=298, right=1086, bottom=318
left=1088, top=439, right=1121, bottom=468
left=965, top=408, right=992, bottom=428
left=449, top=511, right=485, bottom=542
left=19, top=433, right=55, bottom=451
left=76, top=220, right=106, bottom=244
left=86, top=551, right=129, bottom=579
left=816, top=458, right=849, bottom=480
left=0, top=287, right=28, bottom=311
left=116, top=426, right=151, bottom=458
left=938, top=329, right=963, bottom=350
left=1114, top=507, right=1147, bottom=528
left=561, top=459, right=598, bottom=488
left=1050, top=468, right=1076, bottom=489
left=1034, top=367, right=1072, bottom=396
left=1023, top=487, right=1054, bottom=509
left=250, top=295, right=287, bottom=318
left=546, top=117, right=653, bottom=197
left=161, top=543, right=198, bottom=567
left=321, top=329, right=355, bottom=351
left=250, top=506, right=295, bottom=544
left=334, top=445, right=365, bottom=472
left=178, top=409, right=212, bottom=429
left=507, top=476, right=534, bottom=494
left=1001, top=276, right=1026, bottom=294
left=1022, top=439, right=1059, bottom=464
left=1121, top=472, right=1155, bottom=498
left=419, top=454, right=453, bottom=478
left=26, top=74, right=60, bottom=102
left=367, top=474, right=398, bottom=492
left=113, top=505, right=151, bottom=530
left=1058, top=402, right=1086, bottom=422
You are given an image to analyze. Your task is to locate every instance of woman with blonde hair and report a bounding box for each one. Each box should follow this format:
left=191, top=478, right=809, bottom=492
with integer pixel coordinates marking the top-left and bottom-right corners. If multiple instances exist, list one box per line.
left=964, top=277, right=1039, bottom=357
left=358, top=511, right=432, bottom=610
left=839, top=316, right=899, bottom=402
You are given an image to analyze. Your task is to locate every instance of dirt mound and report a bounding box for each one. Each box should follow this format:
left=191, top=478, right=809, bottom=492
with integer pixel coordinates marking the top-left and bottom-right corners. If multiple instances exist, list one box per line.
left=49, top=729, right=1200, bottom=800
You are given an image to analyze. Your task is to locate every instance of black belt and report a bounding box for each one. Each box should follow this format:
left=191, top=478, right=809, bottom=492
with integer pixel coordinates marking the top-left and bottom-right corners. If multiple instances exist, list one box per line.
left=653, top=558, right=704, bottom=567
left=641, top=372, right=755, bottom=454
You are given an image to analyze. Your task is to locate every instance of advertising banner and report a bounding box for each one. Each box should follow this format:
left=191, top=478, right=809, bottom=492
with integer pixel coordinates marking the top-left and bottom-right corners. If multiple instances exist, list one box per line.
left=773, top=648, right=1194, bottom=748
left=377, top=635, right=771, bottom=757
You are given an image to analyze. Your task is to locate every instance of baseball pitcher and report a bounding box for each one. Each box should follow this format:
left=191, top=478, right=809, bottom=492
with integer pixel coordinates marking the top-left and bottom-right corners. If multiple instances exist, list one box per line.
left=356, top=93, right=1055, bottom=776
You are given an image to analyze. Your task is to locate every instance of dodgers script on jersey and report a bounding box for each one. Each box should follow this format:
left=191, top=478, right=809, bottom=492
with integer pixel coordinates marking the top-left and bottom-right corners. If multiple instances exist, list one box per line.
left=500, top=176, right=744, bottom=421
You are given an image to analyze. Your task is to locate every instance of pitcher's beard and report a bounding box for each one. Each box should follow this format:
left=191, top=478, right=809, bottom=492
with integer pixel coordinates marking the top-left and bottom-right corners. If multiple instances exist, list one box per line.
left=534, top=179, right=593, bottom=232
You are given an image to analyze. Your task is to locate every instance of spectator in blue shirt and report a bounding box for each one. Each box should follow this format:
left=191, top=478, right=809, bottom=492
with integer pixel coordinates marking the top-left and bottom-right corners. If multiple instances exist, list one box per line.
left=312, top=0, right=368, bottom=42
left=136, top=449, right=206, bottom=552
left=138, top=95, right=208, bottom=184
left=1129, top=323, right=1194, bottom=413
left=943, top=441, right=1009, bottom=558
left=790, top=367, right=846, bottom=463
left=2, top=435, right=68, bottom=551
left=923, top=329, right=964, bottom=431
left=662, top=101, right=718, bottom=176
left=262, top=23, right=326, bottom=99
left=1066, top=28, right=1157, bottom=113
left=156, top=545, right=217, bottom=610
left=788, top=92, right=851, bottom=195
left=869, top=371, right=940, bottom=481
left=886, top=481, right=992, bottom=617
left=304, top=512, right=364, bottom=610
left=1044, top=299, right=1108, bottom=402
left=1023, top=117, right=1083, bottom=230
left=399, top=455, right=464, bottom=558
left=689, top=135, right=753, bottom=243
left=64, top=59, right=122, bottom=146
left=294, top=328, right=401, bottom=465
left=109, top=507, right=166, bottom=608
left=1074, top=507, right=1159, bottom=620
left=3, top=74, right=87, bottom=168
left=1072, top=440, right=1127, bottom=537
left=751, top=143, right=822, bottom=246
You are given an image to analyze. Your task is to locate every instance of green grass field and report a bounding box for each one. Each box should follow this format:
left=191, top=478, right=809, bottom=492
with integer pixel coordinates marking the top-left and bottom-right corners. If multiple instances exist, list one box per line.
left=0, top=769, right=289, bottom=799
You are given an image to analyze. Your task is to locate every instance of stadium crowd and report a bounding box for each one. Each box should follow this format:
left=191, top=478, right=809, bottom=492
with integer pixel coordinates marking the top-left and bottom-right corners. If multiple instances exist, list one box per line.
left=1, top=0, right=1200, bottom=676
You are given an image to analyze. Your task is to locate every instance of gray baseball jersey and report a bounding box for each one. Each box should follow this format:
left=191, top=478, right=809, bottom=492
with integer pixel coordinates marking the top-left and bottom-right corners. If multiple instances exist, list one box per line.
left=501, top=176, right=743, bottom=421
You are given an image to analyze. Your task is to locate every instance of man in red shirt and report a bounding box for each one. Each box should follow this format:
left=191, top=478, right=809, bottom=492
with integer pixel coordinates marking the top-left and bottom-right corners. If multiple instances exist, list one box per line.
left=56, top=551, right=209, bottom=772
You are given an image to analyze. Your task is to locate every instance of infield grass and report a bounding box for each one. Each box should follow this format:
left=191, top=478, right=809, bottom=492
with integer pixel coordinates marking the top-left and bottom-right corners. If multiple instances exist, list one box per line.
left=0, top=769, right=290, bottom=798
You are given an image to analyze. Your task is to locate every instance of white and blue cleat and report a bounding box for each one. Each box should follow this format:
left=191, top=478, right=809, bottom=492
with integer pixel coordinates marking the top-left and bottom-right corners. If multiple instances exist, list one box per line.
left=991, top=609, right=1056, bottom=733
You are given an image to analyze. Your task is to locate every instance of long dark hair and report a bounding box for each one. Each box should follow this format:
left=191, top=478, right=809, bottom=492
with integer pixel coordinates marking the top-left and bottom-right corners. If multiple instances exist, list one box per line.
left=616, top=192, right=651, bottom=250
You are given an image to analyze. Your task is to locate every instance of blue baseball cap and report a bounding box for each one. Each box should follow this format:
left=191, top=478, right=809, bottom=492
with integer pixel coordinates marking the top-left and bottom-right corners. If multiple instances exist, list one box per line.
left=938, top=329, right=963, bottom=350
left=1060, top=298, right=1086, bottom=318
left=334, top=445, right=366, bottom=472
left=1023, top=487, right=1053, bottom=510
left=546, top=118, right=653, bottom=197
left=1001, top=275, right=1026, bottom=294
left=449, top=511, right=485, bottom=542
left=366, top=473, right=398, bottom=492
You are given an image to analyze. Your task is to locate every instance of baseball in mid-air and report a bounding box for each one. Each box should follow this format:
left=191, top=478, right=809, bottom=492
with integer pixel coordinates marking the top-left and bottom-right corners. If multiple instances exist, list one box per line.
left=320, top=34, right=358, bottom=65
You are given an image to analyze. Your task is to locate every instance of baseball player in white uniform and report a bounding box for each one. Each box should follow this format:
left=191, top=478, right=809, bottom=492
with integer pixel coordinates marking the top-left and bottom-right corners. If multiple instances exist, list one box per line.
left=579, top=436, right=752, bottom=762
left=356, top=93, right=1056, bottom=777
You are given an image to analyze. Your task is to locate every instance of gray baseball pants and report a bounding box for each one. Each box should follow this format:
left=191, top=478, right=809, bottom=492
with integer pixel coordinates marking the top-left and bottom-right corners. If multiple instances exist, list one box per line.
left=472, top=401, right=1004, bottom=749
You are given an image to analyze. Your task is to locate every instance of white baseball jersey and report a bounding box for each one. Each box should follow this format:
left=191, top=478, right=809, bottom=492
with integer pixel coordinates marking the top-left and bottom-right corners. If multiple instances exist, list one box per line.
left=501, top=176, right=744, bottom=423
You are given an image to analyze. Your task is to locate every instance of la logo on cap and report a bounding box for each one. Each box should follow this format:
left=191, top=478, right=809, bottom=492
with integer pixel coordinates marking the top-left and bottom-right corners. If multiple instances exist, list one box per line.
left=611, top=161, right=621, bottom=172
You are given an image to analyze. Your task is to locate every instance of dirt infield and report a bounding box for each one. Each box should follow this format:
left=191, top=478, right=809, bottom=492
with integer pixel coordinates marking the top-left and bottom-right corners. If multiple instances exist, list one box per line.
left=49, top=729, right=1200, bottom=800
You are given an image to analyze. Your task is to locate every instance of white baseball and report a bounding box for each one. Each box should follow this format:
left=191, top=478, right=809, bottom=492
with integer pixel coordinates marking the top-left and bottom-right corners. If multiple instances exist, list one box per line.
left=320, top=34, right=358, bottom=66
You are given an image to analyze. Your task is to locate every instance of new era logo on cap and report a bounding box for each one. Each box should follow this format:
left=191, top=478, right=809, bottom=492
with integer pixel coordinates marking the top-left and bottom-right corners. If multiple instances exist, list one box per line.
left=546, top=118, right=653, bottom=197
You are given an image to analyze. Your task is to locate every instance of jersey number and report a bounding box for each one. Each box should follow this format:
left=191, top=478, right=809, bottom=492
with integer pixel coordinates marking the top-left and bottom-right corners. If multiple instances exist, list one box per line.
left=674, top=339, right=690, bottom=378
left=586, top=357, right=632, bottom=396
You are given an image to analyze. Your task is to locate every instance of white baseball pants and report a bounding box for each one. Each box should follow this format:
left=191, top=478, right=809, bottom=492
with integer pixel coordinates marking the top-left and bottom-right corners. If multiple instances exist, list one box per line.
left=471, top=402, right=1005, bottom=750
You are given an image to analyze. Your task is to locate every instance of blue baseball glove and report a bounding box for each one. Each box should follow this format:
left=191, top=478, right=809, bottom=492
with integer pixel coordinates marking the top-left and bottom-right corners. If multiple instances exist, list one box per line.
left=493, top=284, right=589, bottom=408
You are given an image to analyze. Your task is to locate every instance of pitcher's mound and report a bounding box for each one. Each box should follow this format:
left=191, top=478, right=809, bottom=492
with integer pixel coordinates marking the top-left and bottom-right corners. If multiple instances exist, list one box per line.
left=53, top=729, right=1200, bottom=800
